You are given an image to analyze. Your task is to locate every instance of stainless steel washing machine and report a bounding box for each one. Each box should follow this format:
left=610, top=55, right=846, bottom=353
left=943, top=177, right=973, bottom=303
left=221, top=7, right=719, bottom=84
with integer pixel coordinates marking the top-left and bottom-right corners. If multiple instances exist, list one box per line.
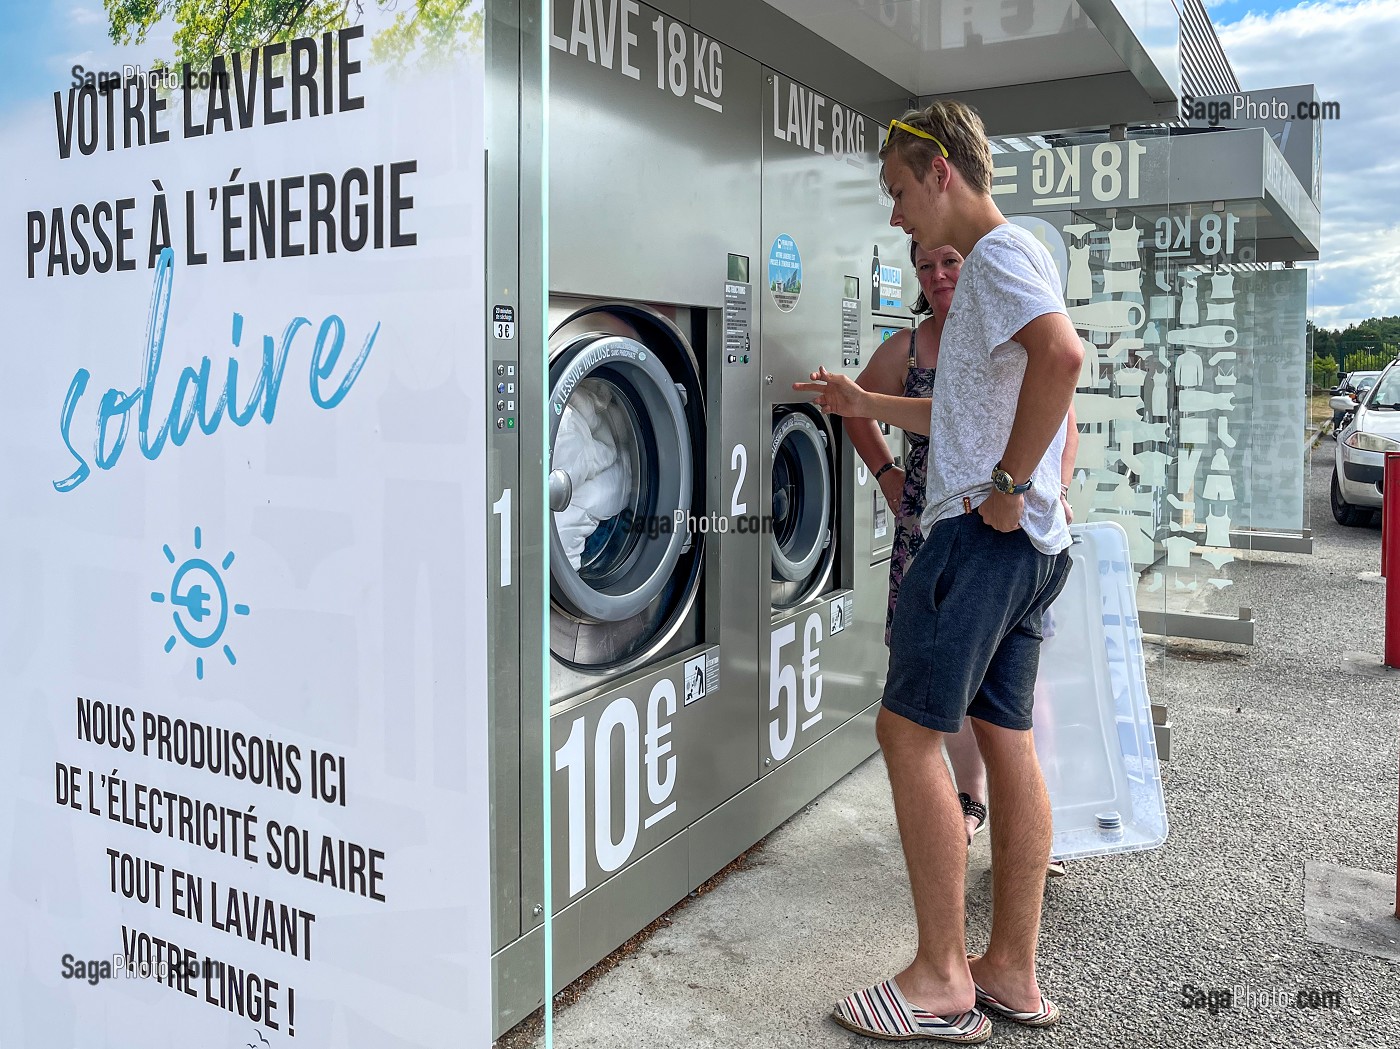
left=756, top=65, right=914, bottom=776
left=546, top=300, right=706, bottom=697
left=492, top=8, right=767, bottom=1032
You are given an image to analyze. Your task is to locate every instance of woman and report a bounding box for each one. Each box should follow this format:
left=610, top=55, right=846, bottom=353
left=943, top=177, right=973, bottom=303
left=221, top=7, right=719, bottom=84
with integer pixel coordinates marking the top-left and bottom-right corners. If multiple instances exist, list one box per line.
left=798, top=240, right=1078, bottom=868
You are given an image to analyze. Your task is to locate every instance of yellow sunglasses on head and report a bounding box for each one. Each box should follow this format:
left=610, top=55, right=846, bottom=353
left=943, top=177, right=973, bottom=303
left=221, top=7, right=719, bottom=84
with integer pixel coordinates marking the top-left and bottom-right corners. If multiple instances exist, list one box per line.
left=884, top=118, right=949, bottom=157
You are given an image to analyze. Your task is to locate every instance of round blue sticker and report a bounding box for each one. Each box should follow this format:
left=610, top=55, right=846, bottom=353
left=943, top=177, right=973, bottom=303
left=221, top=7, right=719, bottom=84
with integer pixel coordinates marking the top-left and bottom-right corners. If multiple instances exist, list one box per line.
left=768, top=234, right=802, bottom=313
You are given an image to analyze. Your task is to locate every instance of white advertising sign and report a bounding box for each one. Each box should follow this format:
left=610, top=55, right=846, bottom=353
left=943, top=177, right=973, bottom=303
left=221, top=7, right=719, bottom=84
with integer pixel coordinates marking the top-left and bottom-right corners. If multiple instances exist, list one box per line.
left=0, top=5, right=491, bottom=1047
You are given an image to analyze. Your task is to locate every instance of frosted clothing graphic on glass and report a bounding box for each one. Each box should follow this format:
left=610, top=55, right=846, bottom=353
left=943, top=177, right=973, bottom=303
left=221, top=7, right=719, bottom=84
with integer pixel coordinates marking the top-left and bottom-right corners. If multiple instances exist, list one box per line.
left=1107, top=219, right=1141, bottom=264
left=1205, top=511, right=1231, bottom=548
left=1201, top=549, right=1234, bottom=570
left=1067, top=245, right=1093, bottom=300
left=1180, top=278, right=1200, bottom=325
left=1176, top=447, right=1202, bottom=494
left=1202, top=474, right=1234, bottom=501
left=1102, top=267, right=1142, bottom=294
left=1163, top=534, right=1196, bottom=568
left=1151, top=371, right=1168, bottom=418
left=921, top=224, right=1070, bottom=555
left=1175, top=349, right=1204, bottom=388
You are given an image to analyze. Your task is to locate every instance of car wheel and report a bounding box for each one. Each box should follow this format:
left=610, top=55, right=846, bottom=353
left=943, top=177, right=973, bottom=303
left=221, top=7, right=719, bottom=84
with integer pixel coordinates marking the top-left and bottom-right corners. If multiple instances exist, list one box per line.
left=1331, top=468, right=1365, bottom=527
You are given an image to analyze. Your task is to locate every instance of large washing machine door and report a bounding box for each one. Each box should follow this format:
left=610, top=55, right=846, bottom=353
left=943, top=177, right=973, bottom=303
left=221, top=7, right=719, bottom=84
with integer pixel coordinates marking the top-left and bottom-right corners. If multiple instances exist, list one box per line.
left=549, top=306, right=705, bottom=675
left=771, top=407, right=835, bottom=610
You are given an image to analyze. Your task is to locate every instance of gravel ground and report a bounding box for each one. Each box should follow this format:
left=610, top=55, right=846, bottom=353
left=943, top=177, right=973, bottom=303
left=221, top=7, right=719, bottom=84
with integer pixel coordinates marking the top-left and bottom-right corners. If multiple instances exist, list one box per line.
left=521, top=451, right=1400, bottom=1048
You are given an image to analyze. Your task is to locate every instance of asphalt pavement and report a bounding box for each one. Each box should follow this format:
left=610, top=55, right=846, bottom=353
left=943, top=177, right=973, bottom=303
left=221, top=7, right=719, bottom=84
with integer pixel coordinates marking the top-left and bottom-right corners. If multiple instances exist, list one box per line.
left=531, top=449, right=1400, bottom=1048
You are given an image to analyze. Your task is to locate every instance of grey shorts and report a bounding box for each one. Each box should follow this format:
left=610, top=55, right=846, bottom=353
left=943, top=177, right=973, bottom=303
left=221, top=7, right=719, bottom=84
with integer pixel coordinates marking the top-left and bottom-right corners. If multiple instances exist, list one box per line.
left=883, top=511, right=1072, bottom=733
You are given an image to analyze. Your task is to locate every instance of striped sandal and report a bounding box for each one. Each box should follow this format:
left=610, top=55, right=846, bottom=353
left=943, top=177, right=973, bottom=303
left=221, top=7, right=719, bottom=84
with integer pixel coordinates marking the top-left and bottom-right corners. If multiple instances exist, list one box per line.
left=971, top=984, right=1061, bottom=1028
left=833, top=979, right=992, bottom=1043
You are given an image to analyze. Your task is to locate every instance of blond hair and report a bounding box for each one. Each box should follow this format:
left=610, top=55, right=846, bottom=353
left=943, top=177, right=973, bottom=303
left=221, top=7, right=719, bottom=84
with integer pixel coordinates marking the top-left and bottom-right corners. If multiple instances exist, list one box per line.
left=879, top=101, right=993, bottom=196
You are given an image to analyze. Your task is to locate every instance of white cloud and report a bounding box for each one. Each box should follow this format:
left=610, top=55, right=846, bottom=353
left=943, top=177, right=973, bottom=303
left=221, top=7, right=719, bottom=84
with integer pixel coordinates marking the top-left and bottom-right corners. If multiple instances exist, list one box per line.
left=68, top=5, right=103, bottom=26
left=1215, top=0, right=1400, bottom=328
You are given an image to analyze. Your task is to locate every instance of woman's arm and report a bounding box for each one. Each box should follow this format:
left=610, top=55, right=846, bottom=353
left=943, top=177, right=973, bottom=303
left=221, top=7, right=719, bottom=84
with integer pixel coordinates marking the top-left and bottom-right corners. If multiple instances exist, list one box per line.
left=843, top=332, right=912, bottom=506
left=1061, top=405, right=1079, bottom=523
left=793, top=369, right=934, bottom=435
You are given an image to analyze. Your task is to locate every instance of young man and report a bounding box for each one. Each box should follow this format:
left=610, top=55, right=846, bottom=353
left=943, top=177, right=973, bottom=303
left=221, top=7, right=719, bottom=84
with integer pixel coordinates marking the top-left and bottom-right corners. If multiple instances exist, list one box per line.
left=817, top=102, right=1082, bottom=1043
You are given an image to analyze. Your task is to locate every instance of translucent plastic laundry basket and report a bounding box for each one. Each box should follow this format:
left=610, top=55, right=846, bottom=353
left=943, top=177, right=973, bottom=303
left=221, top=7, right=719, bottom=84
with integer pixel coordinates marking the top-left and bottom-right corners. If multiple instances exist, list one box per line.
left=1034, top=521, right=1168, bottom=860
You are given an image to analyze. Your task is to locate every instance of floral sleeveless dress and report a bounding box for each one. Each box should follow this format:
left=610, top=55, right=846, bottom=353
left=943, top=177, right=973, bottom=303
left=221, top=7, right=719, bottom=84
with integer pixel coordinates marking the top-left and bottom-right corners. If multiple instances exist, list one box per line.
left=886, top=330, right=936, bottom=646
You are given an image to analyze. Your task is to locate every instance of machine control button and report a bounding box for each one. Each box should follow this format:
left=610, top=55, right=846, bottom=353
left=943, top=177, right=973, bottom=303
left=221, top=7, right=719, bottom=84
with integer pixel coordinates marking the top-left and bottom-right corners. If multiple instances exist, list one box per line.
left=496, top=364, right=505, bottom=376
left=495, top=418, right=504, bottom=429
left=497, top=382, right=506, bottom=394
left=507, top=418, right=515, bottom=429
left=727, top=354, right=737, bottom=364
left=496, top=400, right=505, bottom=411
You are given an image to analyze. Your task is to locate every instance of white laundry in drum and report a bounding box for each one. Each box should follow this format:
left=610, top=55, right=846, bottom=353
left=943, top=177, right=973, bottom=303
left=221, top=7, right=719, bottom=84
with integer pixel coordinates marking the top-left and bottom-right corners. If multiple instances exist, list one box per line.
left=552, top=385, right=637, bottom=569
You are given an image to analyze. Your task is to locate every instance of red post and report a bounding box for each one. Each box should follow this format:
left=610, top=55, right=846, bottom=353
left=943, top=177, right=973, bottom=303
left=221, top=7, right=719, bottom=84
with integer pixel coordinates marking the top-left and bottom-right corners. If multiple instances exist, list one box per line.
left=1387, top=452, right=1400, bottom=668
left=1389, top=455, right=1400, bottom=918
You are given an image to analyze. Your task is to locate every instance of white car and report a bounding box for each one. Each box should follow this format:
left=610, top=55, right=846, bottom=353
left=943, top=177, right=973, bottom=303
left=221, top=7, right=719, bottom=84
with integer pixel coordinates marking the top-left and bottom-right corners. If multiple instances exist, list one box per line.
left=1333, top=360, right=1400, bottom=526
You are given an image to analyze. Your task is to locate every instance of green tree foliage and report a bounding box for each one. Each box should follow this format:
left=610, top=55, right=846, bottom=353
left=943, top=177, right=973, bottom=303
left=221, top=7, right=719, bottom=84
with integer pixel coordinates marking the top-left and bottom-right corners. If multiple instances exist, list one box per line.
left=103, top=0, right=480, bottom=70
left=1309, top=354, right=1337, bottom=392
left=1344, top=349, right=1392, bottom=374
left=1311, top=316, right=1400, bottom=368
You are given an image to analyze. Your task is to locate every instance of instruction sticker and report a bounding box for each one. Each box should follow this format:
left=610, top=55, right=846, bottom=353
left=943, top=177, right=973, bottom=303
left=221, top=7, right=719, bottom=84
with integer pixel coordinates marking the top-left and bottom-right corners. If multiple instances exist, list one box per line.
left=878, top=263, right=903, bottom=310
left=768, top=234, right=803, bottom=313
left=683, top=651, right=720, bottom=705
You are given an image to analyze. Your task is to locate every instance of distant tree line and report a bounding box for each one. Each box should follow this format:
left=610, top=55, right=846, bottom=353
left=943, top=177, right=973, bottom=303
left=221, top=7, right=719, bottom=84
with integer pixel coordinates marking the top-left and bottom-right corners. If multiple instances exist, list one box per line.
left=1309, top=316, right=1400, bottom=376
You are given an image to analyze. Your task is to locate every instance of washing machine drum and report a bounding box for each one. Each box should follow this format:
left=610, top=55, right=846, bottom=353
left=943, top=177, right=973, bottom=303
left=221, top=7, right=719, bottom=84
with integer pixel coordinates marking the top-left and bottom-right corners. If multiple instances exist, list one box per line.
left=771, top=407, right=834, bottom=609
left=548, top=311, right=704, bottom=672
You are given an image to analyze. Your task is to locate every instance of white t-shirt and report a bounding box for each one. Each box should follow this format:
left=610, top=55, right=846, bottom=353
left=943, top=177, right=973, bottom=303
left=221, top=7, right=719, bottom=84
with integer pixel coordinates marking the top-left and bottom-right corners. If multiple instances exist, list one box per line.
left=920, top=223, right=1072, bottom=555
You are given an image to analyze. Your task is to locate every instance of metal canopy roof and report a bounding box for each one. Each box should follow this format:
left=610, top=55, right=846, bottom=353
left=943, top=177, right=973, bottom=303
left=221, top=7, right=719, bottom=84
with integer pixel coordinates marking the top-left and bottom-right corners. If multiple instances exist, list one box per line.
left=755, top=0, right=1181, bottom=132
left=987, top=128, right=1321, bottom=260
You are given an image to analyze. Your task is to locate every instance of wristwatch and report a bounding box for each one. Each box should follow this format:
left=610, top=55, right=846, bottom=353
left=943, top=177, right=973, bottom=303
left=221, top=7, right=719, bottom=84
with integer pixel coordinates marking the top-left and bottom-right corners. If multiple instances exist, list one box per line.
left=874, top=461, right=897, bottom=481
left=991, top=462, right=1032, bottom=496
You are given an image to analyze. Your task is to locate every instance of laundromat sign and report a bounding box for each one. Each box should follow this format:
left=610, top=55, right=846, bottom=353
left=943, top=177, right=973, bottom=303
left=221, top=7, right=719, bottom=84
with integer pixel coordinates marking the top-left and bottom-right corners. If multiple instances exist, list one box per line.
left=768, top=72, right=868, bottom=158
left=549, top=0, right=726, bottom=115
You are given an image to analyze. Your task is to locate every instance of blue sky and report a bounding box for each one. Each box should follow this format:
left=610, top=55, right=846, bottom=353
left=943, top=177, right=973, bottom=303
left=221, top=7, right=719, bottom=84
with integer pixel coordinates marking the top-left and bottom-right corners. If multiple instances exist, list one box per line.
left=1205, top=0, right=1399, bottom=330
